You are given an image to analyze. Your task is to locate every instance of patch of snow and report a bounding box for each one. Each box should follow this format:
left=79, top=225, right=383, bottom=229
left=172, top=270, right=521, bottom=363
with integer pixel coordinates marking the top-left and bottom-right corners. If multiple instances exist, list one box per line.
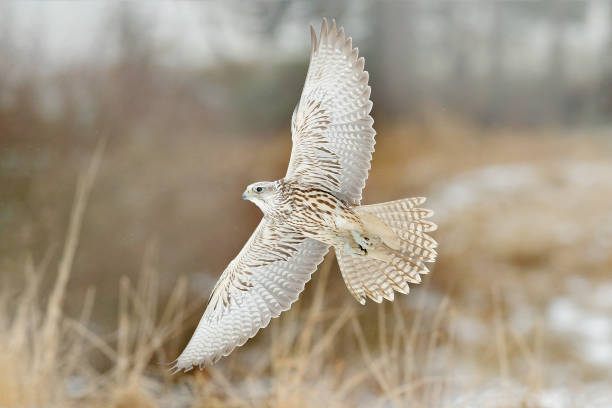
left=584, top=339, right=612, bottom=367
left=65, top=375, right=89, bottom=398
left=548, top=297, right=581, bottom=331
left=452, top=315, right=489, bottom=345
left=429, top=161, right=612, bottom=223
left=547, top=295, right=612, bottom=368
left=447, top=379, right=612, bottom=408
left=529, top=388, right=571, bottom=408
left=430, top=164, right=540, bottom=217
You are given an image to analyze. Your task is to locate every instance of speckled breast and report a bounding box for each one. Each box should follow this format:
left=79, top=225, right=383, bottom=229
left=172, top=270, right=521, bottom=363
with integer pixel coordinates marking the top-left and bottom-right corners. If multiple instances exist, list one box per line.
left=283, top=183, right=363, bottom=246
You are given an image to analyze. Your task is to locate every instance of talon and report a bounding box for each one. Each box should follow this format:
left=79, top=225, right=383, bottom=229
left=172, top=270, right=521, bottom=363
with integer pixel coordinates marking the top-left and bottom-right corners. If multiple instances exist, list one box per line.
left=350, top=230, right=373, bottom=249
left=344, top=239, right=368, bottom=257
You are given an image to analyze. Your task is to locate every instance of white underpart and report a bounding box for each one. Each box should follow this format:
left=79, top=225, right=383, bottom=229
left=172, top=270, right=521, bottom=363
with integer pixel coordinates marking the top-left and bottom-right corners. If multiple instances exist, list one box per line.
left=174, top=18, right=378, bottom=371
left=286, top=18, right=376, bottom=206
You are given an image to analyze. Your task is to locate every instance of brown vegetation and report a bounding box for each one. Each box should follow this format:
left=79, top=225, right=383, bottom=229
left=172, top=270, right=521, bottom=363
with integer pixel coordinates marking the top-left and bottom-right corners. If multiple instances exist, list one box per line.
left=2, top=120, right=612, bottom=407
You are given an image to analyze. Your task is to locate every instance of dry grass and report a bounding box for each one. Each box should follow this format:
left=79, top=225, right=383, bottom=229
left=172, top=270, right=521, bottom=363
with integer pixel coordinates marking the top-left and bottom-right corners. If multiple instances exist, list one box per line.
left=0, top=141, right=454, bottom=407
left=0, top=142, right=188, bottom=407
left=2, top=121, right=612, bottom=407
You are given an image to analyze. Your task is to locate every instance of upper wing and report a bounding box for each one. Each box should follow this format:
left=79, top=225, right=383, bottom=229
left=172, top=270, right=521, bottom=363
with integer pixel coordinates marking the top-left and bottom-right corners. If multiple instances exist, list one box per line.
left=174, top=220, right=329, bottom=371
left=286, top=18, right=376, bottom=205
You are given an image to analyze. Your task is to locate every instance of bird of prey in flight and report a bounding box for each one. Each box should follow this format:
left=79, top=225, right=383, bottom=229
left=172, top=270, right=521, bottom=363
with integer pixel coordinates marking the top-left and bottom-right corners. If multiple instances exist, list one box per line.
left=174, top=18, right=437, bottom=372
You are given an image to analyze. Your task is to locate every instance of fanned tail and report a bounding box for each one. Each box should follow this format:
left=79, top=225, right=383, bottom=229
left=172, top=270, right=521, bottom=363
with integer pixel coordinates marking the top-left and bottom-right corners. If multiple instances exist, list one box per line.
left=335, top=197, right=437, bottom=304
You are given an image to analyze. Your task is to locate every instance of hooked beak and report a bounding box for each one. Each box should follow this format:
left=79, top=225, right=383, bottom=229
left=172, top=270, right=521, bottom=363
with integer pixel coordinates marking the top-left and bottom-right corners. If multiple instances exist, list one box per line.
left=242, top=191, right=249, bottom=200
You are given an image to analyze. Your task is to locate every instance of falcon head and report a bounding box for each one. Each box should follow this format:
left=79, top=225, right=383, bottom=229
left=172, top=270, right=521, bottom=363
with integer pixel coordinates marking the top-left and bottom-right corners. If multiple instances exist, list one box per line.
left=242, top=181, right=279, bottom=215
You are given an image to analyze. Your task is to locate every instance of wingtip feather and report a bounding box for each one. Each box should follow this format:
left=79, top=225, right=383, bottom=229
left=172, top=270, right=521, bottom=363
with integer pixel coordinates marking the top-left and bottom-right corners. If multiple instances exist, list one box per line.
left=310, top=24, right=317, bottom=53
left=355, top=56, right=365, bottom=71
left=329, top=18, right=337, bottom=36
left=320, top=18, right=328, bottom=44
left=344, top=37, right=353, bottom=54
left=292, top=17, right=376, bottom=205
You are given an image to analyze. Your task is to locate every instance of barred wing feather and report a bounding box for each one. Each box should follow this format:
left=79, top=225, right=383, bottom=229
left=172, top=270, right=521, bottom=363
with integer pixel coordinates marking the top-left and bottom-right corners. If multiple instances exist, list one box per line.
left=174, top=220, right=329, bottom=371
left=286, top=18, right=375, bottom=205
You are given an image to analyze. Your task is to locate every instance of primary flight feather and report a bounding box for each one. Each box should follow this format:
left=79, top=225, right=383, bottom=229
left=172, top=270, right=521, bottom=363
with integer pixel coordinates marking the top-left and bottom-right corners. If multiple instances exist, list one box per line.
left=174, top=18, right=437, bottom=372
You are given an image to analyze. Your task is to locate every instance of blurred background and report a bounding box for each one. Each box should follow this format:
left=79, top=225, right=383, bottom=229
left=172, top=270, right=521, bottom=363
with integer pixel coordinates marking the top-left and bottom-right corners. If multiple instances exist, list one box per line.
left=1, top=1, right=612, bottom=407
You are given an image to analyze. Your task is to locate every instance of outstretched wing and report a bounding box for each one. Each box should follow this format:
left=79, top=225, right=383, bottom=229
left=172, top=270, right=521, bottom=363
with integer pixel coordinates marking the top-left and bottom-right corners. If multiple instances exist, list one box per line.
left=174, top=220, right=329, bottom=371
left=286, top=18, right=376, bottom=205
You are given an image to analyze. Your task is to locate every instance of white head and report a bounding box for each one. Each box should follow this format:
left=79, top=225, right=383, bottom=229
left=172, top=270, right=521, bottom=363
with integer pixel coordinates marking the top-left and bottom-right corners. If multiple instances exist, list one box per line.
left=242, top=181, right=280, bottom=216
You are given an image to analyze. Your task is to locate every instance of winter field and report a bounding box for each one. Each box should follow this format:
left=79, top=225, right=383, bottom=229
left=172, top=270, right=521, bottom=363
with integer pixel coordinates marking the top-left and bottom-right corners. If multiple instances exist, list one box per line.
left=2, top=2, right=612, bottom=407
left=2, top=121, right=612, bottom=407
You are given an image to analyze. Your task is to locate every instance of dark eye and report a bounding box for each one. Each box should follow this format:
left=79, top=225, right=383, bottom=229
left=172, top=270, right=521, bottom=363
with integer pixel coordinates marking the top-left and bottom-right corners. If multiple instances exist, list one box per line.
left=255, top=186, right=263, bottom=193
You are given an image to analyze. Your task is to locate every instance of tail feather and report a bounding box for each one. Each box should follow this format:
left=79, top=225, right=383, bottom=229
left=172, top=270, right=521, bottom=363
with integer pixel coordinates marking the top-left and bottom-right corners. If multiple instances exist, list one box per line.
left=394, top=231, right=437, bottom=263
left=397, top=229, right=438, bottom=249
left=405, top=219, right=438, bottom=233
left=335, top=197, right=437, bottom=304
left=336, top=251, right=400, bottom=304
left=359, top=196, right=426, bottom=211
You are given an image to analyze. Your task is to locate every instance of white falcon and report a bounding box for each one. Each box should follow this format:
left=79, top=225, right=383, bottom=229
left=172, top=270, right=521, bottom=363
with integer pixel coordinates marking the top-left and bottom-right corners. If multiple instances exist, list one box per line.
left=174, top=18, right=437, bottom=372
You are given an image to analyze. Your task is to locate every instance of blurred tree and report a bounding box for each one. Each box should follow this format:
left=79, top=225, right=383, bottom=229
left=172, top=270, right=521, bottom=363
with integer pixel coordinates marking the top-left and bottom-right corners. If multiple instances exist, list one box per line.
left=258, top=0, right=292, bottom=38
left=111, top=4, right=155, bottom=116
left=367, top=1, right=420, bottom=118
left=602, top=1, right=612, bottom=117
left=482, top=2, right=509, bottom=126
left=445, top=2, right=470, bottom=109
left=547, top=3, right=570, bottom=124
